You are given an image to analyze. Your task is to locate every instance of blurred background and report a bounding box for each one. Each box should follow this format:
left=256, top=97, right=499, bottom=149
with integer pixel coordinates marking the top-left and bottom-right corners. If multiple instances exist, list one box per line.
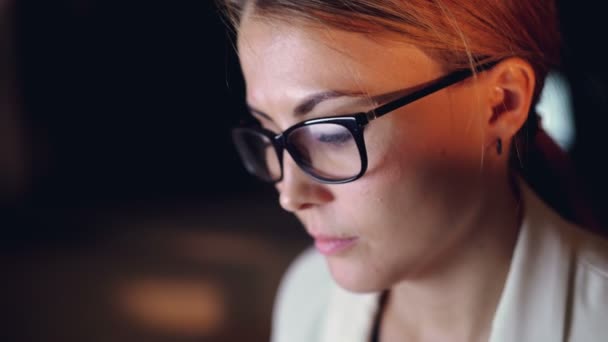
left=1, top=1, right=607, bottom=341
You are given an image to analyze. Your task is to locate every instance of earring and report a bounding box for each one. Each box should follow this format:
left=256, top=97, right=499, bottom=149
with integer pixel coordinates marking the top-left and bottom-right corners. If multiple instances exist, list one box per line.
left=496, top=138, right=503, bottom=155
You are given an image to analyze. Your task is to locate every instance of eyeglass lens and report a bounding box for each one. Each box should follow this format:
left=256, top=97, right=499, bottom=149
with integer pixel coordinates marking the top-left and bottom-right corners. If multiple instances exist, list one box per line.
left=233, top=123, right=362, bottom=182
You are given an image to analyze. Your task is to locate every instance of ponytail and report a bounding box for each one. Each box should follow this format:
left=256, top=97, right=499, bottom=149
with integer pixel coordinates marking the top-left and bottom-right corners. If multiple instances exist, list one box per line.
left=513, top=113, right=602, bottom=233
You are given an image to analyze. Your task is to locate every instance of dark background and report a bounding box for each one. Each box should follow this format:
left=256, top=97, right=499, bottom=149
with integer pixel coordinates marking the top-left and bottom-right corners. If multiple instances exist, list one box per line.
left=1, top=1, right=607, bottom=341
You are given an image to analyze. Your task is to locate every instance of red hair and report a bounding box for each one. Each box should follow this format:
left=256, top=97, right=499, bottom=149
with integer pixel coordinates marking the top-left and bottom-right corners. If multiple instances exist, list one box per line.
left=218, top=0, right=600, bottom=230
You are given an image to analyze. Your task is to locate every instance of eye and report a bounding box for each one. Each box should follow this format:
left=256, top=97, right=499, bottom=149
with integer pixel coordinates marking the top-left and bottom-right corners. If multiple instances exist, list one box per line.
left=317, top=131, right=353, bottom=145
left=289, top=123, right=355, bottom=151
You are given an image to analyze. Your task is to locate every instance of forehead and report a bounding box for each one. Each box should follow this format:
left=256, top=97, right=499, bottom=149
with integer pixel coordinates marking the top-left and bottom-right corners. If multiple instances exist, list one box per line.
left=237, top=17, right=440, bottom=106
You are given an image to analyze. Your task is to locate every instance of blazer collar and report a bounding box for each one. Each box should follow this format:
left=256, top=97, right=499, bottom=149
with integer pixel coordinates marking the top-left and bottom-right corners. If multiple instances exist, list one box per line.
left=320, top=285, right=380, bottom=342
left=489, top=180, right=572, bottom=342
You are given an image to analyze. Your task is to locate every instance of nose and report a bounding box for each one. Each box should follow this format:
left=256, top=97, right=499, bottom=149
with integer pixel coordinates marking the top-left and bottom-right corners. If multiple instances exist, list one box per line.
left=276, top=154, right=334, bottom=213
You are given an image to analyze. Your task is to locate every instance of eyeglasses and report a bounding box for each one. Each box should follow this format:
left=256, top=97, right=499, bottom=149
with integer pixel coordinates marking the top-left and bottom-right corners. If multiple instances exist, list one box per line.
left=232, top=61, right=498, bottom=184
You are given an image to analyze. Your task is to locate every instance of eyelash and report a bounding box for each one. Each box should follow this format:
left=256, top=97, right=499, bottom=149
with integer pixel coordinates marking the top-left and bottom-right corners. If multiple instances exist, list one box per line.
left=317, top=132, right=353, bottom=144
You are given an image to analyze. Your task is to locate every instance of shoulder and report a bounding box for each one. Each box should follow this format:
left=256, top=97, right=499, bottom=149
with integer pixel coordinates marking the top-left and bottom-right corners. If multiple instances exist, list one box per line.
left=270, top=247, right=333, bottom=342
left=533, top=191, right=608, bottom=338
left=554, top=217, right=608, bottom=293
left=520, top=177, right=608, bottom=278
left=548, top=206, right=608, bottom=283
left=526, top=178, right=608, bottom=291
left=571, top=226, right=608, bottom=278
left=499, top=179, right=608, bottom=340
left=569, top=224, right=608, bottom=289
left=560, top=223, right=608, bottom=340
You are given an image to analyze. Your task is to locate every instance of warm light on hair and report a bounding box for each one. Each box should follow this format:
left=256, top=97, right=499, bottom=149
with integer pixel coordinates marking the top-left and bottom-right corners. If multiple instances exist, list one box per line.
left=218, top=0, right=561, bottom=107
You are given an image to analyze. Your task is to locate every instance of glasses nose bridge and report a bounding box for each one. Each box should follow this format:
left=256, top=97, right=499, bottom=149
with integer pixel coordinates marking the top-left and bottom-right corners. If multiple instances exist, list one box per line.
left=272, top=132, right=289, bottom=180
left=273, top=130, right=311, bottom=183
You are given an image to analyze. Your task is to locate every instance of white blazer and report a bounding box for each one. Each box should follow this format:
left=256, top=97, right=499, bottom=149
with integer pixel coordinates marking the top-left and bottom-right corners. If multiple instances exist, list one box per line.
left=270, top=180, right=608, bottom=342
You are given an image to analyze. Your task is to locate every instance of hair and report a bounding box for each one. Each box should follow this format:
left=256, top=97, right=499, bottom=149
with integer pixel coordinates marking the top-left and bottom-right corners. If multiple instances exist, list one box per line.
left=217, top=0, right=600, bottom=231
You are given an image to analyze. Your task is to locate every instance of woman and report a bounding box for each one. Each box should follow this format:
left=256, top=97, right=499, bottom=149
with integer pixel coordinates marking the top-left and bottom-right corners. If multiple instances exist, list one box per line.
left=219, top=1, right=608, bottom=341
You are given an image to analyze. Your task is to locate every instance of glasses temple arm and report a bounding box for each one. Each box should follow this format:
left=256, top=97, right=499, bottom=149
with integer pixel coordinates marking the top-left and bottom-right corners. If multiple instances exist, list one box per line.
left=367, top=61, right=499, bottom=120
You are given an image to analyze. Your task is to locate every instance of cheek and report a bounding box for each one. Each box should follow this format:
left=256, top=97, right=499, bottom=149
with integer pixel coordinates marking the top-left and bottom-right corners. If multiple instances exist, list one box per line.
left=336, top=111, right=483, bottom=233
left=332, top=161, right=412, bottom=236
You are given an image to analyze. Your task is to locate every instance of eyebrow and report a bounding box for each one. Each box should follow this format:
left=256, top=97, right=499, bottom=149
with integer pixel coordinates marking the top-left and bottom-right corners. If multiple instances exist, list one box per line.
left=247, top=88, right=409, bottom=122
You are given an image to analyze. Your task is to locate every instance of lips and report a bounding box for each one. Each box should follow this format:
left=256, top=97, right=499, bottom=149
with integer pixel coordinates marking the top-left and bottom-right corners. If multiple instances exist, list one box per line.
left=312, top=235, right=358, bottom=256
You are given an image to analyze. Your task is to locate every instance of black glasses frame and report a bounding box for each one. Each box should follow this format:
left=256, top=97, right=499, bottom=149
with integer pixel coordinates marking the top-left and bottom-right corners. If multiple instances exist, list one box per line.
left=233, top=61, right=499, bottom=184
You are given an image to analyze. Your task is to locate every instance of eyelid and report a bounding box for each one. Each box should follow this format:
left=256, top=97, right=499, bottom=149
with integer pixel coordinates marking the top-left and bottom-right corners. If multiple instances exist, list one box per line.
left=258, top=119, right=280, bottom=133
left=310, top=96, right=380, bottom=118
left=248, top=105, right=275, bottom=123
left=247, top=91, right=392, bottom=129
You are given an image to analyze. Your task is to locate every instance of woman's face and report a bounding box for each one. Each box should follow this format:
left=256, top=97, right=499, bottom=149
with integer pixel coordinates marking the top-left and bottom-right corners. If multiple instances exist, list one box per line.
left=237, top=16, right=493, bottom=292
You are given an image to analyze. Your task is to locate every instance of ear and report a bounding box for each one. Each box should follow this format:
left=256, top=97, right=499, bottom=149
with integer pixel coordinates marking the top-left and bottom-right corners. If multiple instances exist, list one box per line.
left=482, top=58, right=536, bottom=148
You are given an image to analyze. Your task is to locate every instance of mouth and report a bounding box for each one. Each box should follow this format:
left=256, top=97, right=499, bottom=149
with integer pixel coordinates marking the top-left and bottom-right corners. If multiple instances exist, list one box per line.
left=312, top=235, right=359, bottom=256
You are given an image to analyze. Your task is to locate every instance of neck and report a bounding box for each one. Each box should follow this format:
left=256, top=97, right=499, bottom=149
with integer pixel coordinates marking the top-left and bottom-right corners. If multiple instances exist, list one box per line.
left=382, top=173, right=522, bottom=342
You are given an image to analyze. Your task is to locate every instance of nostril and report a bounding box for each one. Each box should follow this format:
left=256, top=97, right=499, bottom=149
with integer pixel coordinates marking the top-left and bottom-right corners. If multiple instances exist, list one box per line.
left=299, top=203, right=314, bottom=210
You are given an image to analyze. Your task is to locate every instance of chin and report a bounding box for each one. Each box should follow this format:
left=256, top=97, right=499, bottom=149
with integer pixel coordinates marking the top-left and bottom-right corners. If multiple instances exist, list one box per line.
left=325, top=256, right=388, bottom=293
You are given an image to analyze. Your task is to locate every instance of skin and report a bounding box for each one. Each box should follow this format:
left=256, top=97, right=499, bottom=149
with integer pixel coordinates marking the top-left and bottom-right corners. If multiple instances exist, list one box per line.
left=237, top=10, right=535, bottom=342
